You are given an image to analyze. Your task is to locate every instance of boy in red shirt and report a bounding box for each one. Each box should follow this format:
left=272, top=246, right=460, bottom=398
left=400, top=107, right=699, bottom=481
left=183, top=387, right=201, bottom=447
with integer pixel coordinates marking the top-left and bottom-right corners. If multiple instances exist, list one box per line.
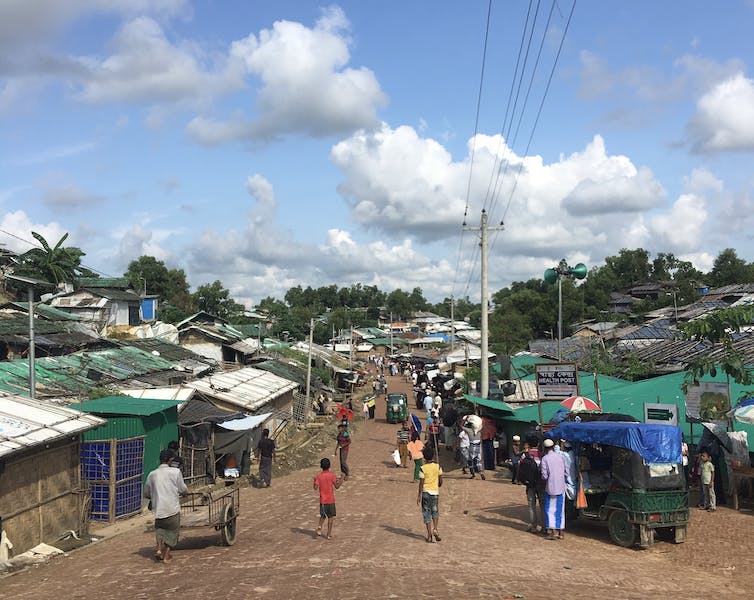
left=314, top=457, right=344, bottom=539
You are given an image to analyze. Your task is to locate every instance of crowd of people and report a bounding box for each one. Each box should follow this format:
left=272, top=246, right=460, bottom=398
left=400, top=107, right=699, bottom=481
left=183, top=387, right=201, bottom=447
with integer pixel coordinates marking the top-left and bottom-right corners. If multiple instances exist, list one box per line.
left=143, top=355, right=721, bottom=559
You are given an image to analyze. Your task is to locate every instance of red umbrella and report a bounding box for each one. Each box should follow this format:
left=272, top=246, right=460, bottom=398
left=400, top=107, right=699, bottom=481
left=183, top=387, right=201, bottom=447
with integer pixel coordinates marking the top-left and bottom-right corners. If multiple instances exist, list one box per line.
left=560, top=396, right=600, bottom=412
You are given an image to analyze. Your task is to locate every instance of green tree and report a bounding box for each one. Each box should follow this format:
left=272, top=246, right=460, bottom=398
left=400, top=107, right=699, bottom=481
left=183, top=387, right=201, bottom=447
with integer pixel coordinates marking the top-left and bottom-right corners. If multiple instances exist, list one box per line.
left=680, top=305, right=754, bottom=386
left=15, top=231, right=96, bottom=285
left=386, top=288, right=413, bottom=320
left=489, top=310, right=533, bottom=354
left=604, top=248, right=652, bottom=287
left=192, top=280, right=245, bottom=320
left=708, top=248, right=754, bottom=287
left=125, top=255, right=191, bottom=299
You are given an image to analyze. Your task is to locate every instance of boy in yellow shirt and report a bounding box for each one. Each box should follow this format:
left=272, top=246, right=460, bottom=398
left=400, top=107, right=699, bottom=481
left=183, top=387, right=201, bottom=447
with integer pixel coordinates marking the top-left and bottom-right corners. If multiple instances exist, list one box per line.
left=417, top=446, right=443, bottom=543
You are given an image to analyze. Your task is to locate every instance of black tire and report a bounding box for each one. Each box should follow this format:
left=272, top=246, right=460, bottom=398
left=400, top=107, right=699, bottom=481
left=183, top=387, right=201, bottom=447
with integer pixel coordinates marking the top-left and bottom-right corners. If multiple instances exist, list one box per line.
left=221, top=503, right=237, bottom=546
left=608, top=510, right=636, bottom=548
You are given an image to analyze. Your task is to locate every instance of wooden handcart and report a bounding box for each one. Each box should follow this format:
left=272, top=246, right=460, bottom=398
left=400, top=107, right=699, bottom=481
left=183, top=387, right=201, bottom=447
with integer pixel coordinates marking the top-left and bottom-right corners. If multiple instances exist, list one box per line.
left=179, top=485, right=240, bottom=546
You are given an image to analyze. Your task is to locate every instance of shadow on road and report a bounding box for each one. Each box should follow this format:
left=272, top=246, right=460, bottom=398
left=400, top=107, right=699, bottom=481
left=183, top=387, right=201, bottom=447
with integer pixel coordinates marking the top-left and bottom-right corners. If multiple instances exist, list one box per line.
left=380, top=524, right=426, bottom=541
left=290, top=527, right=319, bottom=539
left=175, top=534, right=226, bottom=550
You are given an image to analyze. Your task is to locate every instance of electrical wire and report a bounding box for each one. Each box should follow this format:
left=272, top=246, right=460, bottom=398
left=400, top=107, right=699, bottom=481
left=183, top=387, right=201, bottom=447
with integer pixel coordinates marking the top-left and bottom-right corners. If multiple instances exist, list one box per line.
left=458, top=1, right=536, bottom=301
left=488, top=0, right=556, bottom=221
left=451, top=0, right=493, bottom=301
left=496, top=0, right=577, bottom=235
left=0, top=227, right=116, bottom=278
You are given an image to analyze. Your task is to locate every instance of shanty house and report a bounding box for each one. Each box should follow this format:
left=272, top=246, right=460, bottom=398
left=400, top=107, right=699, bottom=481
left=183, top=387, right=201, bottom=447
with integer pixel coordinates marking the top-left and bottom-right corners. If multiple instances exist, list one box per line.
left=176, top=312, right=259, bottom=364
left=0, top=393, right=105, bottom=556
left=77, top=397, right=181, bottom=522
left=50, top=287, right=143, bottom=332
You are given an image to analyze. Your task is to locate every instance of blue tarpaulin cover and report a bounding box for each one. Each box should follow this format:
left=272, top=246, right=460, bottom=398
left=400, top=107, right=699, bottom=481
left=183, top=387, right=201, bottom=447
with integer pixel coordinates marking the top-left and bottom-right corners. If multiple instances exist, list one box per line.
left=547, top=421, right=682, bottom=464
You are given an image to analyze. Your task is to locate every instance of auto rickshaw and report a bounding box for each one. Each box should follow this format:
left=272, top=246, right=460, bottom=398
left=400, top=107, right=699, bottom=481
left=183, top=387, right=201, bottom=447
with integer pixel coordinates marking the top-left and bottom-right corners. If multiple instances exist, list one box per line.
left=548, top=421, right=689, bottom=549
left=386, top=393, right=409, bottom=423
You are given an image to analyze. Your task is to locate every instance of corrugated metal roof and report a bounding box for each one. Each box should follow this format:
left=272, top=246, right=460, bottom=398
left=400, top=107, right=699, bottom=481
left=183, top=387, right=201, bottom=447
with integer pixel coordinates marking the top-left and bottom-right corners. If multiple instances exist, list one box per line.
left=253, top=359, right=307, bottom=387
left=88, top=288, right=142, bottom=302
left=0, top=393, right=105, bottom=458
left=9, top=302, right=82, bottom=321
left=75, top=396, right=183, bottom=416
left=0, top=346, right=194, bottom=398
left=0, top=315, right=68, bottom=336
left=119, top=386, right=195, bottom=402
left=77, top=277, right=130, bottom=288
left=187, top=367, right=297, bottom=412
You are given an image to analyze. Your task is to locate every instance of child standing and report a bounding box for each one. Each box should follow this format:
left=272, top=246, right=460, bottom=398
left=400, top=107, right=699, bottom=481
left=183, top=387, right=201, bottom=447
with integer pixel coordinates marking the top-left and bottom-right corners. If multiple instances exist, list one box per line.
left=314, top=458, right=344, bottom=539
left=699, top=450, right=716, bottom=511
left=417, top=446, right=443, bottom=543
left=407, top=432, right=425, bottom=482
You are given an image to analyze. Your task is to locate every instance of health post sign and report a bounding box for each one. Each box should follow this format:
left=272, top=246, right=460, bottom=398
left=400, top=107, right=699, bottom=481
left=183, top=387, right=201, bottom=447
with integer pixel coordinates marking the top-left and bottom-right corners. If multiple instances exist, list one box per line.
left=535, top=363, right=579, bottom=401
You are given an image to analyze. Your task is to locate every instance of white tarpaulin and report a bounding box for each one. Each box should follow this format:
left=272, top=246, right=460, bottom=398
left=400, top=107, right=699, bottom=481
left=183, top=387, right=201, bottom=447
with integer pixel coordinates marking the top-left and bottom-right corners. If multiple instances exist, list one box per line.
left=217, top=412, right=272, bottom=431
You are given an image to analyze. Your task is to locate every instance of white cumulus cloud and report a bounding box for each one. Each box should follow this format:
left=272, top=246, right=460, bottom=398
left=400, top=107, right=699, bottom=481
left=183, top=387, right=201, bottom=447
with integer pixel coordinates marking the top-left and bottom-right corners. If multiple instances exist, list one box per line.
left=187, top=6, right=387, bottom=144
left=688, top=73, right=754, bottom=152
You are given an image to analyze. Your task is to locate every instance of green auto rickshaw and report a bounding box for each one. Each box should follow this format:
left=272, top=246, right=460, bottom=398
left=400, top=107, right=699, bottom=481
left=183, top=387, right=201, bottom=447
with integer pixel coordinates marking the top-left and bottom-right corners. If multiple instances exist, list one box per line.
left=386, top=393, right=409, bottom=423
left=548, top=420, right=689, bottom=549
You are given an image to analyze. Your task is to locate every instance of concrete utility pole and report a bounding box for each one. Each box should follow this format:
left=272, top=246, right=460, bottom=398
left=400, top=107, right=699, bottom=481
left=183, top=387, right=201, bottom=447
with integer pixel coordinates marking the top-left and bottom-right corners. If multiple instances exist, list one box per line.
left=464, top=210, right=504, bottom=399
left=7, top=274, right=54, bottom=399
left=450, top=296, right=455, bottom=353
left=389, top=312, right=394, bottom=356
left=305, top=318, right=314, bottom=423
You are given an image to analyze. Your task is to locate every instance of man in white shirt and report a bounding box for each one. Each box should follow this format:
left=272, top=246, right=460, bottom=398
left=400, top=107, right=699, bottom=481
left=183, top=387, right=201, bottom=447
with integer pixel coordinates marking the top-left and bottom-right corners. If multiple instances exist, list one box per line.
left=144, top=449, right=188, bottom=563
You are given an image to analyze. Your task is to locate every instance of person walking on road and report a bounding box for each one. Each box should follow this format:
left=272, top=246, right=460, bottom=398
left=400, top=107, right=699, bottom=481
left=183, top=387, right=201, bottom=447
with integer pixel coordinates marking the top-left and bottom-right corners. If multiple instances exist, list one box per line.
left=458, top=425, right=470, bottom=475
left=518, top=442, right=545, bottom=534
left=407, top=432, right=425, bottom=482
left=396, top=420, right=410, bottom=469
left=540, top=438, right=568, bottom=540
left=314, top=457, right=344, bottom=540
left=417, top=446, right=443, bottom=543
left=143, top=448, right=188, bottom=563
left=257, top=428, right=276, bottom=487
left=334, top=423, right=351, bottom=480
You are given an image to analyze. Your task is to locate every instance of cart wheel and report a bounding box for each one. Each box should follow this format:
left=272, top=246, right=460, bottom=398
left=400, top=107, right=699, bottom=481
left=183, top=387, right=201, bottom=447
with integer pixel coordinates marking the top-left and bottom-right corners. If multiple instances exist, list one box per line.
left=608, top=510, right=636, bottom=548
left=221, top=503, right=237, bottom=546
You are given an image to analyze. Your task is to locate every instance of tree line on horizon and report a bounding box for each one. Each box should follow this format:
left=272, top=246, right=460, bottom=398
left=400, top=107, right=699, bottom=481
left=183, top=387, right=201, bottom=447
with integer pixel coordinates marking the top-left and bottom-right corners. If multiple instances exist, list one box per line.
left=7, top=233, right=754, bottom=354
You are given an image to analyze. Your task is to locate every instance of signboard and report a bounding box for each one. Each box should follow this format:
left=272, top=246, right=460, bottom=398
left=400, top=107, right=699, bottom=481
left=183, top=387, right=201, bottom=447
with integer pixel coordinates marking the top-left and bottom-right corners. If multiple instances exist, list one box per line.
left=685, top=382, right=730, bottom=424
left=535, top=363, right=579, bottom=401
left=644, top=402, right=678, bottom=426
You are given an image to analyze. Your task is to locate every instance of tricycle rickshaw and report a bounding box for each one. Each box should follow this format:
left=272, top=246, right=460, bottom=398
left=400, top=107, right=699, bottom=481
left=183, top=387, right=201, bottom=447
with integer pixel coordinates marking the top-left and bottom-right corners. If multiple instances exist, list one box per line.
left=179, top=483, right=240, bottom=546
left=548, top=421, right=689, bottom=548
left=386, top=393, right=409, bottom=423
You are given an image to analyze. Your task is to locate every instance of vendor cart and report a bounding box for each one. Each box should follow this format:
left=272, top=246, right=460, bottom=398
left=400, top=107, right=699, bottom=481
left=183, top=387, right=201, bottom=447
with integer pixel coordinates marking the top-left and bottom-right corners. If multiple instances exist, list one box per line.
left=548, top=421, right=689, bottom=549
left=179, top=484, right=240, bottom=546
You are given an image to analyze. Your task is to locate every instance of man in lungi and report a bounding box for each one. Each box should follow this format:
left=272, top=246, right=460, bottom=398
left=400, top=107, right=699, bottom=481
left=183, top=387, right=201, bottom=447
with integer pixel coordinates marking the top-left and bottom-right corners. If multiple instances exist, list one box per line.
left=257, top=428, right=276, bottom=487
left=144, top=449, right=188, bottom=563
left=540, top=438, right=568, bottom=540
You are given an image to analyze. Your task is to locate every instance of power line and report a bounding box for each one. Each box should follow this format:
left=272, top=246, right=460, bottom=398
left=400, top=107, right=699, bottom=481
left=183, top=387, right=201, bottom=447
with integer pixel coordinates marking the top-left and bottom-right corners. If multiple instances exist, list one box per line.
left=458, top=1, right=535, bottom=300
left=497, top=0, right=577, bottom=230
left=0, top=228, right=116, bottom=278
left=481, top=0, right=541, bottom=215
left=452, top=0, right=493, bottom=300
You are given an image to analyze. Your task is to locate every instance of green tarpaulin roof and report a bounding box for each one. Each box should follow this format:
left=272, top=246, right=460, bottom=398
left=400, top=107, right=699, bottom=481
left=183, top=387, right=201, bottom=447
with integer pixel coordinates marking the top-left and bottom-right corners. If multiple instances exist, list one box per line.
left=463, top=394, right=514, bottom=415
left=75, top=396, right=183, bottom=416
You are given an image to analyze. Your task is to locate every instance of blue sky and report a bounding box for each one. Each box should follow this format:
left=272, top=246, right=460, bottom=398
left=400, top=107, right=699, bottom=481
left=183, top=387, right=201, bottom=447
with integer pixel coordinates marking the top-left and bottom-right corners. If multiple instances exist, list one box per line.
left=2, top=1, right=754, bottom=306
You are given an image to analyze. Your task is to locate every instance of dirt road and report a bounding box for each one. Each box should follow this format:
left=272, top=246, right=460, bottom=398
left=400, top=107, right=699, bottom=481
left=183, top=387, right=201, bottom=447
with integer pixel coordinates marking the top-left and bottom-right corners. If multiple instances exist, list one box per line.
left=3, top=372, right=753, bottom=599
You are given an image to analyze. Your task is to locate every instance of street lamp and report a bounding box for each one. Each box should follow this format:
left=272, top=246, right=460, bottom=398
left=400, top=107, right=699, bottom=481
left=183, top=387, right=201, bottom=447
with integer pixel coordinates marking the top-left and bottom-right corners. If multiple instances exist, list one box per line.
left=544, top=260, right=587, bottom=361
left=6, top=274, right=55, bottom=399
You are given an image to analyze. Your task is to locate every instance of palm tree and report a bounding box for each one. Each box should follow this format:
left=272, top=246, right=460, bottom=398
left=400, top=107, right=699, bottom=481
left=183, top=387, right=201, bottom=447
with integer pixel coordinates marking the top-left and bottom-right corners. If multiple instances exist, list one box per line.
left=16, top=232, right=91, bottom=285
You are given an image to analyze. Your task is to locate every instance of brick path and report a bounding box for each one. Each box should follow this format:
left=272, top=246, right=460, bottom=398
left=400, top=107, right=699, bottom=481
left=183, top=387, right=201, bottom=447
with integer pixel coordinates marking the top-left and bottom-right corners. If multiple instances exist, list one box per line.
left=3, top=372, right=753, bottom=599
